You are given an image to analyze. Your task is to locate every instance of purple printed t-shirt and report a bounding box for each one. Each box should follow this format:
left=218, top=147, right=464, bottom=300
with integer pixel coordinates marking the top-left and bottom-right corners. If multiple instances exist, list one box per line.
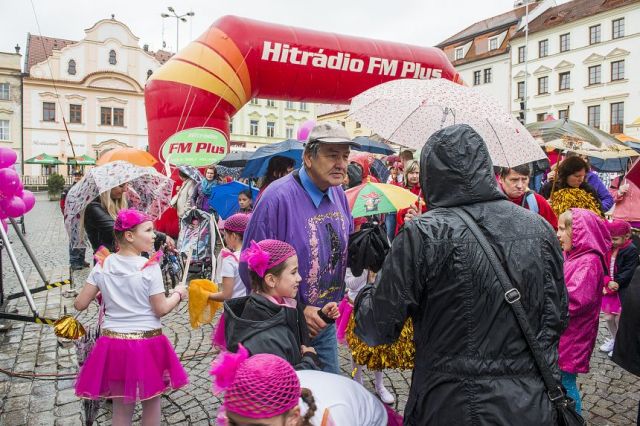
left=239, top=168, right=353, bottom=307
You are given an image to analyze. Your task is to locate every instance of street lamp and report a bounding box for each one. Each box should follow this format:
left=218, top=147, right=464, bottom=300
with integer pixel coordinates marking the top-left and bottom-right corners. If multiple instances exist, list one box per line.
left=161, top=7, right=194, bottom=52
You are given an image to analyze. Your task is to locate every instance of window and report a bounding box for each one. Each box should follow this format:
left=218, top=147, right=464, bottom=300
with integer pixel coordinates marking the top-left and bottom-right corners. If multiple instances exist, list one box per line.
left=484, top=68, right=492, bottom=84
left=559, top=34, right=570, bottom=52
left=611, top=102, right=624, bottom=134
left=517, top=81, right=525, bottom=99
left=0, top=83, right=9, bottom=100
left=588, top=105, right=601, bottom=129
left=538, top=39, right=548, bottom=58
left=69, top=104, right=82, bottom=124
left=536, top=113, right=546, bottom=122
left=489, top=37, right=498, bottom=51
left=43, top=102, right=56, bottom=122
left=285, top=124, right=294, bottom=139
left=67, top=59, right=76, bottom=75
left=266, top=99, right=275, bottom=107
left=355, top=122, right=361, bottom=129
left=518, top=46, right=526, bottom=64
left=611, top=60, right=625, bottom=81
left=612, top=18, right=625, bottom=39
left=109, top=50, right=117, bottom=65
left=559, top=72, right=570, bottom=91
left=113, top=108, right=124, bottom=126
left=266, top=121, right=275, bottom=137
left=250, top=98, right=259, bottom=105
left=537, top=76, right=548, bottom=95
left=473, top=70, right=481, bottom=86
left=558, top=109, right=569, bottom=120
left=455, top=47, right=463, bottom=60
left=588, top=65, right=601, bottom=85
left=0, top=120, right=9, bottom=140
left=146, top=69, right=153, bottom=79
left=286, top=101, right=295, bottom=109
left=589, top=25, right=601, bottom=44
left=250, top=120, right=259, bottom=136
left=300, top=102, right=308, bottom=111
left=100, top=107, right=112, bottom=125
left=229, top=121, right=234, bottom=133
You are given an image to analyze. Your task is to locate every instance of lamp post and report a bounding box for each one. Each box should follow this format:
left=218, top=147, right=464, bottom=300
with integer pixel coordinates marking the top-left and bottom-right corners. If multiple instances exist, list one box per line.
left=161, top=7, right=194, bottom=52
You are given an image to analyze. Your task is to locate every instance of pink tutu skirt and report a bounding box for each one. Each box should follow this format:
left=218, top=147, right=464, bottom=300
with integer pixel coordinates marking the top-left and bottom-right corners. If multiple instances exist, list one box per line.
left=601, top=293, right=621, bottom=314
left=336, top=296, right=353, bottom=345
left=75, top=333, right=188, bottom=403
left=212, top=315, right=226, bottom=350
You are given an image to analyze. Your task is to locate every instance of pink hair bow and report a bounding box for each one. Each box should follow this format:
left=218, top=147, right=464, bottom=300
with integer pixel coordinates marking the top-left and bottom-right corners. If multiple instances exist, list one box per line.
left=240, top=241, right=270, bottom=277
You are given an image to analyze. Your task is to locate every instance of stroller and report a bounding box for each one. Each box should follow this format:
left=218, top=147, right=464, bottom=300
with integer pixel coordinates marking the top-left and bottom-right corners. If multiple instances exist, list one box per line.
left=177, top=208, right=217, bottom=280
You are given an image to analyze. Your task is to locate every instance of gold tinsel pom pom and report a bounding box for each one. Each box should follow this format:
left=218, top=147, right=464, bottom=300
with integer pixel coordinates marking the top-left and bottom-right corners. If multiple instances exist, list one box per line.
left=53, top=315, right=86, bottom=340
left=346, top=314, right=414, bottom=370
left=549, top=188, right=602, bottom=218
left=188, top=279, right=223, bottom=329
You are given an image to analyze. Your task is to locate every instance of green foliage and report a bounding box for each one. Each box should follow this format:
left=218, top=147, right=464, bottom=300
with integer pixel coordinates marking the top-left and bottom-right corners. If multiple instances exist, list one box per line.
left=47, top=173, right=65, bottom=194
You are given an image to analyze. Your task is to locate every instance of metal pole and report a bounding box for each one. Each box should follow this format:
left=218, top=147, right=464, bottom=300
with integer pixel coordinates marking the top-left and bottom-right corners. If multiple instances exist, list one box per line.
left=9, top=218, right=48, bottom=284
left=0, top=221, right=38, bottom=315
left=524, top=1, right=529, bottom=124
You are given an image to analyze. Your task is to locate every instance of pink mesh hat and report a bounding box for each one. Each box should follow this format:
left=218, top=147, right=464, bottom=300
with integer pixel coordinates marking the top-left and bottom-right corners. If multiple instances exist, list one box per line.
left=114, top=208, right=151, bottom=231
left=224, top=213, right=251, bottom=234
left=240, top=239, right=296, bottom=277
left=210, top=345, right=300, bottom=421
left=608, top=219, right=631, bottom=237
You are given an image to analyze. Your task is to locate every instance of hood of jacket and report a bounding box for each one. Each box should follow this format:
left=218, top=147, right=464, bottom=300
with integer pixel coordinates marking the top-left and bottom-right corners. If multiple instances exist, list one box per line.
left=224, top=294, right=289, bottom=351
left=421, top=124, right=505, bottom=208
left=568, top=208, right=611, bottom=265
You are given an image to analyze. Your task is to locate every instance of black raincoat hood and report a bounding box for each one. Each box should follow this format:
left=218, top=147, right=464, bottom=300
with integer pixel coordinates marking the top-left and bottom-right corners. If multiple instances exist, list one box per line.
left=421, top=124, right=505, bottom=208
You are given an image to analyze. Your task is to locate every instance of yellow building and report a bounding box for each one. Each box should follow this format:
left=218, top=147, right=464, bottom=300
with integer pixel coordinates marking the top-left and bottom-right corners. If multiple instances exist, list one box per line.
left=315, top=104, right=375, bottom=139
left=0, top=48, right=23, bottom=173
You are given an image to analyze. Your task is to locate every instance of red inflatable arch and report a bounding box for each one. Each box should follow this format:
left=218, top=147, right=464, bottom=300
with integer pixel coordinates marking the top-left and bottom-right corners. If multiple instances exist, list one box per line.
left=145, top=15, right=460, bottom=160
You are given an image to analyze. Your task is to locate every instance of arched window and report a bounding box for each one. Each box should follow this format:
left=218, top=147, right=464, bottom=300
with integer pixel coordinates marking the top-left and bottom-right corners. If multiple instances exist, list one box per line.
left=109, top=50, right=117, bottom=65
left=146, top=69, right=153, bottom=79
left=67, top=59, right=76, bottom=75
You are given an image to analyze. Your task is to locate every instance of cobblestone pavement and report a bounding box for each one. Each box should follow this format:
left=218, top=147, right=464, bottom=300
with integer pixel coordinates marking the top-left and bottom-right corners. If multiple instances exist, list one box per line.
left=0, top=194, right=638, bottom=424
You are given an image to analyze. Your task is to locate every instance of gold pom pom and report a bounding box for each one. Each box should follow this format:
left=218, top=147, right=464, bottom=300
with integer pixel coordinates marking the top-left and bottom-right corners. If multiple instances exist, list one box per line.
left=188, top=279, right=223, bottom=329
left=549, top=188, right=602, bottom=218
left=53, top=315, right=86, bottom=340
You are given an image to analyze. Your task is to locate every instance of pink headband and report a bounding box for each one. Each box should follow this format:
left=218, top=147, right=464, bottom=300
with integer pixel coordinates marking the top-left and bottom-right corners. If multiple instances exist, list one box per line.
left=114, top=208, right=151, bottom=231
left=224, top=213, right=251, bottom=234
left=240, top=239, right=296, bottom=278
left=210, top=345, right=300, bottom=421
left=608, top=219, right=631, bottom=237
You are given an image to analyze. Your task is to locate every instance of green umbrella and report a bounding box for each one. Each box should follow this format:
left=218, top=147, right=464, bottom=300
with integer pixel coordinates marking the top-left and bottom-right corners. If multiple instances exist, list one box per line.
left=526, top=119, right=638, bottom=160
left=24, top=153, right=64, bottom=165
left=67, top=154, right=96, bottom=165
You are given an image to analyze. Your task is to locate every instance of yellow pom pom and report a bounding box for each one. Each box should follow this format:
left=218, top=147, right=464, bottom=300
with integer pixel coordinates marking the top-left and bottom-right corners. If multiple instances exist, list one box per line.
left=188, top=279, right=223, bottom=329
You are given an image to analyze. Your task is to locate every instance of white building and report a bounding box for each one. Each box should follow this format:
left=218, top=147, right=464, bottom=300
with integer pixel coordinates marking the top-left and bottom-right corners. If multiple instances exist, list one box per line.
left=229, top=99, right=316, bottom=151
left=0, top=48, right=23, bottom=173
left=510, top=0, right=640, bottom=136
left=22, top=17, right=171, bottom=176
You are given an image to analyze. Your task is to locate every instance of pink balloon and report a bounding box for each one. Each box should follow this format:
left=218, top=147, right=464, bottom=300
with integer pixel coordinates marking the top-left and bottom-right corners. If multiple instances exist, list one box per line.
left=0, top=147, right=17, bottom=168
left=0, top=203, right=7, bottom=220
left=297, top=120, right=316, bottom=142
left=0, top=168, right=21, bottom=197
left=21, top=190, right=36, bottom=213
left=1, top=196, right=25, bottom=218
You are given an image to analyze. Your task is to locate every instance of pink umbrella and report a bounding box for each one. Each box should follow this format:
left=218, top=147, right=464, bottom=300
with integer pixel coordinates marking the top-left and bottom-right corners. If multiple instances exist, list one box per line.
left=348, top=78, right=546, bottom=168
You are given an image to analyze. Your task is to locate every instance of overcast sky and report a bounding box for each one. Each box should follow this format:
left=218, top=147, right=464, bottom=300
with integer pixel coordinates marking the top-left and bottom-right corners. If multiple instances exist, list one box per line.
left=0, top=0, right=565, bottom=59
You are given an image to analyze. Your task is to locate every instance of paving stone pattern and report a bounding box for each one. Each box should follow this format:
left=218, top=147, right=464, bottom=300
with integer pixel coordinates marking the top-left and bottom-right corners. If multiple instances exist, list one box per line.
left=0, top=194, right=638, bottom=424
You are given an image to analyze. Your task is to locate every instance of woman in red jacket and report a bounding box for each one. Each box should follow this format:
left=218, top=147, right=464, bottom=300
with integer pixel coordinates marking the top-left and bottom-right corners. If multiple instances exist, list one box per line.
left=395, top=160, right=426, bottom=235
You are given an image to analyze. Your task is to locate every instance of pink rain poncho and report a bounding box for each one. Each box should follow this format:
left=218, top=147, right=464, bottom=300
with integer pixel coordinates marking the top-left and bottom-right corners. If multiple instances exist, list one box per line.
left=558, top=208, right=612, bottom=374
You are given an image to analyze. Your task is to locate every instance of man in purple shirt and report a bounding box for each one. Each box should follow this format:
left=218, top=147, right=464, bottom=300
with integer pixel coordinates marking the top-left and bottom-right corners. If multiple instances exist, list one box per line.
left=240, top=122, right=357, bottom=373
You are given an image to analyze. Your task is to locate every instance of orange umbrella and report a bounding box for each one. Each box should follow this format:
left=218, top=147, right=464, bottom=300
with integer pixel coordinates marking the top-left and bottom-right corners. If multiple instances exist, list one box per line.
left=96, top=148, right=158, bottom=167
left=615, top=134, right=640, bottom=144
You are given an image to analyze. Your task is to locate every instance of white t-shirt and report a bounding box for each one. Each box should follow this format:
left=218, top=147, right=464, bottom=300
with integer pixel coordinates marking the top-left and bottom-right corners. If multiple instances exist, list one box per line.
left=87, top=253, right=165, bottom=332
left=297, top=370, right=388, bottom=426
left=220, top=250, right=246, bottom=299
left=345, top=268, right=368, bottom=302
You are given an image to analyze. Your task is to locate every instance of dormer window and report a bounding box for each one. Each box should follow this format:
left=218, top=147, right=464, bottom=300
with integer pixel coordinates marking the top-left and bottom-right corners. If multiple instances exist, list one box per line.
left=147, top=69, right=153, bottom=79
left=455, top=47, right=464, bottom=60
left=67, top=59, right=76, bottom=75
left=488, top=37, right=499, bottom=51
left=109, top=50, right=117, bottom=65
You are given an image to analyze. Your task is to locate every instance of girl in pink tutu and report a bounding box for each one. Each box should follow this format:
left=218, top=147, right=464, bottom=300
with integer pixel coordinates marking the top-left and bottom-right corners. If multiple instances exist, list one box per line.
left=600, top=220, right=640, bottom=356
left=73, top=208, right=189, bottom=425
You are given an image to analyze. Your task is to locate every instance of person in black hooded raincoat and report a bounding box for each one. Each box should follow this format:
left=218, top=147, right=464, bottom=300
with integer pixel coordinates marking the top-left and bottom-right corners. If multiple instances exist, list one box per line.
left=354, top=124, right=568, bottom=425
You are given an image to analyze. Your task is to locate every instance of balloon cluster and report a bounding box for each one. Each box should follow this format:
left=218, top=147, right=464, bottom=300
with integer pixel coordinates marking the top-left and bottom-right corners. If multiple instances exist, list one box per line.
left=296, top=120, right=316, bottom=142
left=0, top=148, right=36, bottom=232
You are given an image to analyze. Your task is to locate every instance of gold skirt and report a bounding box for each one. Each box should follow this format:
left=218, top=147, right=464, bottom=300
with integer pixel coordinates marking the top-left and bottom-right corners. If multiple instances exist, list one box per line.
left=345, top=314, right=415, bottom=370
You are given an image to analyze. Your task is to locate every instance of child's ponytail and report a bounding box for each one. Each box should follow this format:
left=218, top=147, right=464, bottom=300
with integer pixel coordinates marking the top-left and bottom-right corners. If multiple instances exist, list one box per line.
left=300, top=388, right=317, bottom=425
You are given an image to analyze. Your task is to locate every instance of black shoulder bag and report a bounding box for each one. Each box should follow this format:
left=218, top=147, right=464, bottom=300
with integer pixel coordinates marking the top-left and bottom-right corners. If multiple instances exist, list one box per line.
left=451, top=207, right=585, bottom=426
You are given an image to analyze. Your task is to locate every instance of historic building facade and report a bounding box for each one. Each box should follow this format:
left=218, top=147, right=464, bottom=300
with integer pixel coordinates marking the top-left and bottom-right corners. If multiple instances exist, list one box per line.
left=0, top=49, right=23, bottom=173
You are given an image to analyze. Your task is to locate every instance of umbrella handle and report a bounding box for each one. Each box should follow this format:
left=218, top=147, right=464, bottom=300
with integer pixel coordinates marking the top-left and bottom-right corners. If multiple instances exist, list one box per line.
left=180, top=248, right=193, bottom=287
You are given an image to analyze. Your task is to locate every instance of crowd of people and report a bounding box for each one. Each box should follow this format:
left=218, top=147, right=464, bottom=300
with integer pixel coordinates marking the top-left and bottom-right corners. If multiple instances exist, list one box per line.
left=64, top=121, right=640, bottom=425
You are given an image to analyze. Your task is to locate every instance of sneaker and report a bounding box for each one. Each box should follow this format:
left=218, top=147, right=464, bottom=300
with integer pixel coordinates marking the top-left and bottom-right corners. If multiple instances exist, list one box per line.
left=376, top=384, right=395, bottom=405
left=83, top=262, right=90, bottom=268
left=599, top=338, right=615, bottom=353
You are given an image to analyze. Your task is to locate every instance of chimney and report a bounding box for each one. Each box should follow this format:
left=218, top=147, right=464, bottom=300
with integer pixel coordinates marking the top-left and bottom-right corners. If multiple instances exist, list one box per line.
left=143, top=44, right=149, bottom=52
left=14, top=44, right=20, bottom=54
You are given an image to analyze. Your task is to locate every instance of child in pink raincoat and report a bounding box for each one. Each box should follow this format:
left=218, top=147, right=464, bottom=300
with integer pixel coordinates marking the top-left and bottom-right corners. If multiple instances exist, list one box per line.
left=556, top=208, right=612, bottom=415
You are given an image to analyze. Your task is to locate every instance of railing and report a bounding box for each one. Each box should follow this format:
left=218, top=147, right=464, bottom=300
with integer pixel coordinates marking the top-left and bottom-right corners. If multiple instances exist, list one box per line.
left=22, top=175, right=74, bottom=190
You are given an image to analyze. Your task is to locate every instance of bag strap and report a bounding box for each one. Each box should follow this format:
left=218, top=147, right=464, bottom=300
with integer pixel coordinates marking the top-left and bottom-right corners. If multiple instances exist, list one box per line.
left=450, top=207, right=565, bottom=403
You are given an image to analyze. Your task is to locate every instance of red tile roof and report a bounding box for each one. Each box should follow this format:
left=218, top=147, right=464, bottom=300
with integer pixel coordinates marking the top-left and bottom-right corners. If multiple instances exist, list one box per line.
left=25, top=33, right=76, bottom=74
left=511, top=0, right=640, bottom=39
